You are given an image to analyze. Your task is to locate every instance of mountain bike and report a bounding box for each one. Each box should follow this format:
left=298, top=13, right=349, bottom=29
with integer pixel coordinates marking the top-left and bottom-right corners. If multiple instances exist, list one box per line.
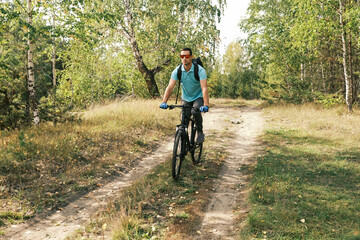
left=168, top=105, right=203, bottom=179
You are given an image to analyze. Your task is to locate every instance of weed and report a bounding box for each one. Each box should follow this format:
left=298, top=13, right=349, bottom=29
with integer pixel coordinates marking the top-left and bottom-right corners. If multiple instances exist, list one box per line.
left=175, top=212, right=190, bottom=219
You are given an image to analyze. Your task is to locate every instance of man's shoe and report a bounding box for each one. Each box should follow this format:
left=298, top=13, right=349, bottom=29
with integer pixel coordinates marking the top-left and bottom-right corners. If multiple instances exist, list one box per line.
left=196, top=131, right=205, bottom=144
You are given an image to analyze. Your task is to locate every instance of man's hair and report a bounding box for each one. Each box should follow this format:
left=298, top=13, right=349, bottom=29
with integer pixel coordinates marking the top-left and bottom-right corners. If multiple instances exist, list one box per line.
left=181, top=47, right=192, bottom=56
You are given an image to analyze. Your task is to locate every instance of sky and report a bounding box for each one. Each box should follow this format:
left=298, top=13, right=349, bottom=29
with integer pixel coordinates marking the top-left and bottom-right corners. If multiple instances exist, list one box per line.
left=217, top=0, right=251, bottom=55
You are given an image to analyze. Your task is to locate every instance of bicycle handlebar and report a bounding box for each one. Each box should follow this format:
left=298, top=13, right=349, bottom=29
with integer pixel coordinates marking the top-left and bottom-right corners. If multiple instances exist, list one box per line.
left=168, top=105, right=193, bottom=110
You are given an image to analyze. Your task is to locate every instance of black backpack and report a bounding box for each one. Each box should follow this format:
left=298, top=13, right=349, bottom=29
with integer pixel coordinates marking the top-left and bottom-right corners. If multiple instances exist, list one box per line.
left=175, top=57, right=204, bottom=104
left=176, top=57, right=204, bottom=81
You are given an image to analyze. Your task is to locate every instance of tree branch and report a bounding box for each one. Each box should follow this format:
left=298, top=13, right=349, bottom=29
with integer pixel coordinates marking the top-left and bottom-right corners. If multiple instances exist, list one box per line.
left=150, top=7, right=185, bottom=74
left=123, top=0, right=150, bottom=75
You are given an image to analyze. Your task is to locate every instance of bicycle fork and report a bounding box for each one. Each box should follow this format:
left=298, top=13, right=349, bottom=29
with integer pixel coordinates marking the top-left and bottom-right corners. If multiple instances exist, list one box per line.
left=175, top=126, right=189, bottom=156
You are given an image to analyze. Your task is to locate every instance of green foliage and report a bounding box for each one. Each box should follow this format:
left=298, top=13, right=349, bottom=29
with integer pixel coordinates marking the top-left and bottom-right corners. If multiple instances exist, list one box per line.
left=0, top=0, right=75, bottom=128
left=86, top=0, right=226, bottom=96
left=208, top=60, right=224, bottom=98
left=57, top=41, right=136, bottom=108
left=241, top=0, right=360, bottom=105
left=316, top=94, right=345, bottom=109
left=0, top=99, right=178, bottom=227
left=0, top=0, right=227, bottom=128
left=0, top=131, right=40, bottom=188
left=209, top=42, right=261, bottom=99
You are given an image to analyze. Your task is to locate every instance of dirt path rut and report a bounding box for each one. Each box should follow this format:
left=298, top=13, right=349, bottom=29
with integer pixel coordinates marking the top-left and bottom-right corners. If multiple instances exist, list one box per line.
left=4, top=142, right=173, bottom=240
left=3, top=105, right=264, bottom=240
left=198, top=106, right=264, bottom=239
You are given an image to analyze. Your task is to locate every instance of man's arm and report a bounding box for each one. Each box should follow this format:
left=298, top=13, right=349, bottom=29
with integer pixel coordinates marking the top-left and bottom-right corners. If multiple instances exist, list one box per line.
left=200, top=79, right=209, bottom=106
left=162, top=79, right=177, bottom=103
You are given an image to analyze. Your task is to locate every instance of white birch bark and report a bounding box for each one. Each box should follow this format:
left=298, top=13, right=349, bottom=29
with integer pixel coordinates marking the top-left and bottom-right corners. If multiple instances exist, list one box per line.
left=27, top=0, right=40, bottom=124
left=52, top=0, right=57, bottom=124
left=339, top=0, right=353, bottom=112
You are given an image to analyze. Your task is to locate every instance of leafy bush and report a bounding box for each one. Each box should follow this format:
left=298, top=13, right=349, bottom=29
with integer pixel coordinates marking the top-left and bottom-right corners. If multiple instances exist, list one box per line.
left=316, top=94, right=344, bottom=108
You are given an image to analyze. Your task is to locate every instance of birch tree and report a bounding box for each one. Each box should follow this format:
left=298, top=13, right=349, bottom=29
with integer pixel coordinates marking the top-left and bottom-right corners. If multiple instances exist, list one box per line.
left=339, top=0, right=353, bottom=112
left=242, top=0, right=360, bottom=108
left=97, top=0, right=225, bottom=97
left=27, top=0, right=40, bottom=125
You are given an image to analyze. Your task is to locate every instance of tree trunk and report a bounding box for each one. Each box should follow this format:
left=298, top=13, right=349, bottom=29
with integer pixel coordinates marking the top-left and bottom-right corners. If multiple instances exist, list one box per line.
left=339, top=0, right=353, bottom=112
left=123, top=0, right=159, bottom=97
left=321, top=61, right=326, bottom=93
left=121, top=0, right=184, bottom=97
left=70, top=78, right=73, bottom=108
left=52, top=0, right=57, bottom=125
left=300, top=63, right=306, bottom=82
left=27, top=0, right=40, bottom=124
left=131, top=65, right=135, bottom=94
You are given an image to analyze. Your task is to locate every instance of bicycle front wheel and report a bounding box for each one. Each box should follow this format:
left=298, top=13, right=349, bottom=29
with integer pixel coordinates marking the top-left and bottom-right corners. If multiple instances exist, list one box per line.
left=190, top=121, right=203, bottom=164
left=172, top=131, right=185, bottom=179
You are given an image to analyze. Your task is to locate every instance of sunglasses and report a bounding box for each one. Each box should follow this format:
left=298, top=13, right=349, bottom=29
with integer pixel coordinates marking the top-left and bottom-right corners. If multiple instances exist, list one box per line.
left=180, top=54, right=191, bottom=59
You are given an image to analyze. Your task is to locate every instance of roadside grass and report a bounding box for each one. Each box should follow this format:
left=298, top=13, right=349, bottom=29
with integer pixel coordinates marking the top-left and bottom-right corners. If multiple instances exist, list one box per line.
left=67, top=133, right=228, bottom=240
left=0, top=99, right=177, bottom=228
left=210, top=98, right=264, bottom=109
left=239, top=103, right=360, bottom=239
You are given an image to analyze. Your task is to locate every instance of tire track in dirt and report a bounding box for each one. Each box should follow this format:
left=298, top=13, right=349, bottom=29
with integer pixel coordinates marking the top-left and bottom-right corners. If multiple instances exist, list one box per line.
left=3, top=105, right=263, bottom=240
left=197, top=106, right=264, bottom=239
left=3, top=140, right=173, bottom=240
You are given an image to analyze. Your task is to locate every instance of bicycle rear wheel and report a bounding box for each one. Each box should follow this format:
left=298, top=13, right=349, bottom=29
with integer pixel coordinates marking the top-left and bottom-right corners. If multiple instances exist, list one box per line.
left=190, top=121, right=203, bottom=164
left=172, top=131, right=185, bottom=179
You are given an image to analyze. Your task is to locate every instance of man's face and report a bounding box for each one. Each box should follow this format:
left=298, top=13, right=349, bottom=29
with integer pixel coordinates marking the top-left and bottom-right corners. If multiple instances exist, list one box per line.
left=180, top=50, right=193, bottom=65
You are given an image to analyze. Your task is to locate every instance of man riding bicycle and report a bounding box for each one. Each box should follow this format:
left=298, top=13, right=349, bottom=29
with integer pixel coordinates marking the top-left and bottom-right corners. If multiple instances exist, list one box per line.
left=160, top=47, right=209, bottom=144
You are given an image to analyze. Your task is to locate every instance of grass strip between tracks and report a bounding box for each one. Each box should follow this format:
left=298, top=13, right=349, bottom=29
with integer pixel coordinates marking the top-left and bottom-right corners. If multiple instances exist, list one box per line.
left=67, top=133, right=228, bottom=239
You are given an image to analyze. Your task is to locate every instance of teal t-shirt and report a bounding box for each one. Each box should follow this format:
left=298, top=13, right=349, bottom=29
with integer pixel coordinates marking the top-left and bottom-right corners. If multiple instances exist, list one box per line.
left=171, top=64, right=207, bottom=102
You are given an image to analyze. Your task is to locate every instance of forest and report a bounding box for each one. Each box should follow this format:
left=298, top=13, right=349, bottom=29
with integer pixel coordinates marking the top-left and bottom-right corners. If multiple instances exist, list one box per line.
left=1, top=0, right=360, bottom=129
left=1, top=1, right=360, bottom=238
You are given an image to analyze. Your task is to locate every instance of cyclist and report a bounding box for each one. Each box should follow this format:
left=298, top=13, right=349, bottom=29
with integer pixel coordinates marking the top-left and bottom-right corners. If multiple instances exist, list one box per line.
left=160, top=47, right=209, bottom=144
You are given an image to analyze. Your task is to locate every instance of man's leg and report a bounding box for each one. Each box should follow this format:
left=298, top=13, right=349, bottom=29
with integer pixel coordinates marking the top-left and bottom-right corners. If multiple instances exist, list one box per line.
left=192, top=98, right=205, bottom=143
left=181, top=100, right=193, bottom=127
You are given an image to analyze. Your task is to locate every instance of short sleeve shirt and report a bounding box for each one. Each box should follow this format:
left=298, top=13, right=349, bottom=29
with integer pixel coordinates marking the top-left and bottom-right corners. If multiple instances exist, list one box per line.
left=171, top=63, right=207, bottom=102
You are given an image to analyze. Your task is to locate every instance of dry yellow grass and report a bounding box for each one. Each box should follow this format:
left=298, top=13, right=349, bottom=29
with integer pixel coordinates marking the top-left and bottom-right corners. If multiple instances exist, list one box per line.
left=81, top=99, right=177, bottom=131
left=264, top=103, right=360, bottom=146
left=210, top=98, right=264, bottom=108
left=0, top=98, right=178, bottom=226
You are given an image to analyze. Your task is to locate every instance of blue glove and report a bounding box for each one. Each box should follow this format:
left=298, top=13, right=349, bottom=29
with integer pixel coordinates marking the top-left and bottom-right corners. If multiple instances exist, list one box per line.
left=160, top=103, right=168, bottom=109
left=200, top=106, right=209, bottom=113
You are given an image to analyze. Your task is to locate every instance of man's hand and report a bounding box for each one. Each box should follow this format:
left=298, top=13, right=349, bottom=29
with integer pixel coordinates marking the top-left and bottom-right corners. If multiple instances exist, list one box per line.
left=200, top=106, right=209, bottom=113
left=160, top=103, right=168, bottom=109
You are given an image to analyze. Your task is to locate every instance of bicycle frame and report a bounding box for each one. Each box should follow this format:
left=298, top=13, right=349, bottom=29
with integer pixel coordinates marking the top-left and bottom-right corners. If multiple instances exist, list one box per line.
left=169, top=105, right=196, bottom=154
left=168, top=105, right=203, bottom=179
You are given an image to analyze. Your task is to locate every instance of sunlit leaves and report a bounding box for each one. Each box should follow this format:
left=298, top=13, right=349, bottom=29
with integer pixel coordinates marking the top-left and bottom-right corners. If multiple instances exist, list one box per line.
left=241, top=0, right=360, bottom=104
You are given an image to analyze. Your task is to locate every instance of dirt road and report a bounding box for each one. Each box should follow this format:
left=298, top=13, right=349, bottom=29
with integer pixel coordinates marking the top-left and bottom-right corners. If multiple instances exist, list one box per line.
left=3, top=105, right=264, bottom=240
left=197, top=106, right=264, bottom=239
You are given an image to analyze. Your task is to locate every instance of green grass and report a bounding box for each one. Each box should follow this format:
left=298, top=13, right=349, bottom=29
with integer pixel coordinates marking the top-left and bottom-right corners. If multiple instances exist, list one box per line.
left=240, top=103, right=360, bottom=240
left=0, top=99, right=178, bottom=226
left=67, top=130, right=228, bottom=240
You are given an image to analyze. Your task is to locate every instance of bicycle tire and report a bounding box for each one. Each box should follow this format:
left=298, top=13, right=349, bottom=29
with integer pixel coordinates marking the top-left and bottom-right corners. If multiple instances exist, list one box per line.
left=190, top=121, right=203, bottom=164
left=172, top=131, right=185, bottom=179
